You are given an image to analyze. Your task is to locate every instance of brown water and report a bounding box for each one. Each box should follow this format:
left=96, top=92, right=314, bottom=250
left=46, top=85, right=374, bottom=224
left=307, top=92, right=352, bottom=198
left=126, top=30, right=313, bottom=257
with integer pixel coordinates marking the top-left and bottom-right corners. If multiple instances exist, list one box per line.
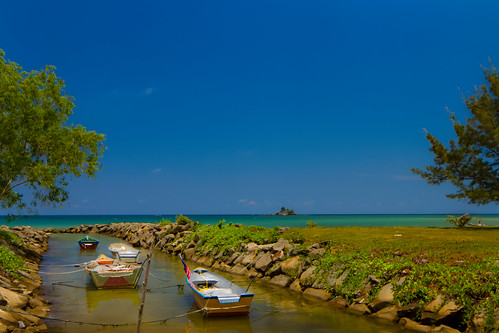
left=40, top=234, right=405, bottom=333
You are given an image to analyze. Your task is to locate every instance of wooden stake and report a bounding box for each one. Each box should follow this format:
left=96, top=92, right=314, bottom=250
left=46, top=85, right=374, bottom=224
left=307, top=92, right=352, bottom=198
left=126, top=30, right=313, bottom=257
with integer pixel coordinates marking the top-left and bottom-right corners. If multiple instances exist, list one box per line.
left=136, top=242, right=155, bottom=333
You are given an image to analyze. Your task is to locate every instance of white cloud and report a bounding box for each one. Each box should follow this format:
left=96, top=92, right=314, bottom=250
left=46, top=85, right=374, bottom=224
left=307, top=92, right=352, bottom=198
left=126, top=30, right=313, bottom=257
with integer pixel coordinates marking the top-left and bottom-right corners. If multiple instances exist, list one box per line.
left=151, top=168, right=162, bottom=174
left=238, top=199, right=248, bottom=203
left=145, top=87, right=154, bottom=95
left=248, top=200, right=257, bottom=206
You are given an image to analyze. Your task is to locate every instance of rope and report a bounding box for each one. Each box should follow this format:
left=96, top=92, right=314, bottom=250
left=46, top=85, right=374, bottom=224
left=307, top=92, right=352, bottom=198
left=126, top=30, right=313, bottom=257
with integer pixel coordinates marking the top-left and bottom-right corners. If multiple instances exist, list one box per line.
left=28, top=268, right=86, bottom=275
left=0, top=305, right=248, bottom=328
left=148, top=270, right=171, bottom=282
left=39, top=262, right=89, bottom=267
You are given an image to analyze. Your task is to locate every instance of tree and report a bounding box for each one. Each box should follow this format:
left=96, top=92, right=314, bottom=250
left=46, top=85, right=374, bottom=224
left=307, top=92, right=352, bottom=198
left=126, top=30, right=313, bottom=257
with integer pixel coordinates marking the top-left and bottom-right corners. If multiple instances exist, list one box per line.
left=0, top=50, right=105, bottom=218
left=411, top=64, right=499, bottom=205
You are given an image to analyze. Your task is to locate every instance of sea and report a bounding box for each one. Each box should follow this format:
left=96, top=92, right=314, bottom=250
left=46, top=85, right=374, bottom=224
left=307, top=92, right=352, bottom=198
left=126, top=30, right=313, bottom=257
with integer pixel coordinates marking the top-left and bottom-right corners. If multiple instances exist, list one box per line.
left=2, top=214, right=499, bottom=229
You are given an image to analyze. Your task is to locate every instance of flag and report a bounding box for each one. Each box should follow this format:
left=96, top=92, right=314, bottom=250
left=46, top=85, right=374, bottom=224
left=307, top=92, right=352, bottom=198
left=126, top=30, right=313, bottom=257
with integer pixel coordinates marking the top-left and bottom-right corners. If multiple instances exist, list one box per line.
left=179, top=255, right=191, bottom=279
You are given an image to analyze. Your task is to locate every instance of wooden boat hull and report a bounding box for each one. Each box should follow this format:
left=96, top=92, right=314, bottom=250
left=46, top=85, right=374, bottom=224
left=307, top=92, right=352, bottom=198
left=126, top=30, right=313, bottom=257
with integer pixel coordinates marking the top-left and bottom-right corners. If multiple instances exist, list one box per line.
left=189, top=284, right=253, bottom=316
left=86, top=263, right=143, bottom=289
left=108, top=243, right=140, bottom=263
left=78, top=239, right=99, bottom=250
left=186, top=268, right=254, bottom=316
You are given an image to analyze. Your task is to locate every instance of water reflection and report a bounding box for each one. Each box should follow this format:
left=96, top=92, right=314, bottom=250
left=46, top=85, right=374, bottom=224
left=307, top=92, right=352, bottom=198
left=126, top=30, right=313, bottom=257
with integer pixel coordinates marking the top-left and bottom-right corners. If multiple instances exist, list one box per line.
left=41, top=234, right=405, bottom=333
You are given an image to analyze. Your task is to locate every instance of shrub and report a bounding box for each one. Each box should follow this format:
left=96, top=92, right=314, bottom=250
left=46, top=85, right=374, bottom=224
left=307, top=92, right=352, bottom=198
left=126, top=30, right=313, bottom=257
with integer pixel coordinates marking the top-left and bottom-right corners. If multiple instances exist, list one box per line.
left=446, top=214, right=473, bottom=228
left=0, top=247, right=27, bottom=278
left=176, top=214, right=193, bottom=225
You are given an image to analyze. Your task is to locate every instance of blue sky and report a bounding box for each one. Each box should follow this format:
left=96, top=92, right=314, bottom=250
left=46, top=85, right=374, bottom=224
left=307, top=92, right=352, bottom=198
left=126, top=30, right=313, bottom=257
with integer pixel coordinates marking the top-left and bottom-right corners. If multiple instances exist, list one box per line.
left=1, top=1, right=498, bottom=215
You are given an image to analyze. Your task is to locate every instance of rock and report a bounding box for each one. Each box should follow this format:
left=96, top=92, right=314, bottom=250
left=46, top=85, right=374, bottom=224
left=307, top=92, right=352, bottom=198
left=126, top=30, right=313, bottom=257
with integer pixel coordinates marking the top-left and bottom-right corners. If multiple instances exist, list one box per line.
left=245, top=243, right=259, bottom=253
left=347, top=303, right=371, bottom=315
left=430, top=325, right=461, bottom=332
left=254, top=252, right=272, bottom=272
left=435, top=300, right=464, bottom=330
left=197, top=256, right=214, bottom=267
left=299, top=266, right=316, bottom=286
left=280, top=256, right=303, bottom=277
left=289, top=279, right=302, bottom=292
left=333, top=269, right=349, bottom=286
left=183, top=247, right=195, bottom=259
left=371, top=305, right=400, bottom=322
left=270, top=275, right=292, bottom=288
left=0, top=287, right=28, bottom=309
left=368, top=283, right=394, bottom=312
left=240, top=253, right=256, bottom=266
left=271, top=239, right=289, bottom=253
left=326, top=297, right=349, bottom=309
left=421, top=295, right=445, bottom=325
left=229, top=263, right=249, bottom=276
left=226, top=252, right=241, bottom=265
left=399, top=317, right=431, bottom=332
left=397, top=302, right=420, bottom=319
left=0, top=308, right=18, bottom=325
left=303, top=288, right=331, bottom=301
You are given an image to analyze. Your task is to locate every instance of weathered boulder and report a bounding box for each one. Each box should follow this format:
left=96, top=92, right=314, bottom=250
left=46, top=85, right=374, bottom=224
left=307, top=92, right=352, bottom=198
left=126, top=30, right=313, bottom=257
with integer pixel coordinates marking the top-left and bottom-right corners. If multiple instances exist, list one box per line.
left=333, top=269, right=349, bottom=286
left=271, top=239, right=289, bottom=253
left=371, top=304, right=400, bottom=322
left=430, top=325, right=461, bottom=332
left=270, top=275, right=292, bottom=288
left=399, top=318, right=431, bottom=332
left=240, top=253, right=256, bottom=267
left=347, top=303, right=371, bottom=315
left=254, top=252, right=272, bottom=272
left=303, top=288, right=331, bottom=301
left=397, top=302, right=419, bottom=320
left=326, top=297, right=349, bottom=309
left=0, top=287, right=28, bottom=309
left=368, top=283, right=394, bottom=312
left=229, top=263, right=249, bottom=276
left=435, top=300, right=464, bottom=330
left=280, top=256, right=303, bottom=277
left=289, top=279, right=302, bottom=292
left=421, top=295, right=445, bottom=325
left=299, top=266, right=316, bottom=286
left=183, top=248, right=196, bottom=260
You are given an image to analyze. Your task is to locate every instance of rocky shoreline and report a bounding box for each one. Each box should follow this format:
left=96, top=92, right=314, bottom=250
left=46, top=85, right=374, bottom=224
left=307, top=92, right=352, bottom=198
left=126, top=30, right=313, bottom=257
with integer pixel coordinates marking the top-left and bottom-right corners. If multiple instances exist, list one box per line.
left=0, top=226, right=49, bottom=333
left=0, top=221, right=495, bottom=332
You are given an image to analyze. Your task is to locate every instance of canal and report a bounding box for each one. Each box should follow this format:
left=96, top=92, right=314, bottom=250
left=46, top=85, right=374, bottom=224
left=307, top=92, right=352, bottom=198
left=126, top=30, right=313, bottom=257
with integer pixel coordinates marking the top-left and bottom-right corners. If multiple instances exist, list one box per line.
left=40, top=233, right=406, bottom=333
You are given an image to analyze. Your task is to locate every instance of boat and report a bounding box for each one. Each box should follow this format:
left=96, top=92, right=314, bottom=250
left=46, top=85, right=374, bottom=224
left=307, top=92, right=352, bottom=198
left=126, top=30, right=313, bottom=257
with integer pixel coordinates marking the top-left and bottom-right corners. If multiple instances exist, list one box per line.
left=108, top=243, right=141, bottom=263
left=78, top=236, right=99, bottom=250
left=85, top=255, right=143, bottom=289
left=179, top=256, right=254, bottom=316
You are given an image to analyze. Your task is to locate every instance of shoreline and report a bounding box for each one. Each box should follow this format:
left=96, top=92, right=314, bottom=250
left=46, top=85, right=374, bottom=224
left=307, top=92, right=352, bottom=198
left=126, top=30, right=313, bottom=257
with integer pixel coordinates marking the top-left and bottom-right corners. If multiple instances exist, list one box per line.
left=1, top=222, right=497, bottom=332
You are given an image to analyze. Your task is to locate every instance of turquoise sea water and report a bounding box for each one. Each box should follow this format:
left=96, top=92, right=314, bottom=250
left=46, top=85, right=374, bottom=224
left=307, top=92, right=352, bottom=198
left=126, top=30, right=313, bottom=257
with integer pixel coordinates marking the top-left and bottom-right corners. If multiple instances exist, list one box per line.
left=2, top=214, right=499, bottom=229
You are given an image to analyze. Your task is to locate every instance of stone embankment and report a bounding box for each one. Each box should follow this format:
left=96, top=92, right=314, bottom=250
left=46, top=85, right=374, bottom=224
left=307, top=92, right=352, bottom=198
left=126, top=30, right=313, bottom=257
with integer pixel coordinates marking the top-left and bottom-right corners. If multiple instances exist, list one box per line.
left=0, top=226, right=49, bottom=333
left=47, top=221, right=493, bottom=333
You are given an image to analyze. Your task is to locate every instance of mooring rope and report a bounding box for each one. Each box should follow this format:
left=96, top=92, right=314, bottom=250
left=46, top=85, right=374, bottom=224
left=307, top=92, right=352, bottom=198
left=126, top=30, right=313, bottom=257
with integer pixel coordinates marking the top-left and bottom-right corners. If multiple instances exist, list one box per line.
left=27, top=268, right=86, bottom=275
left=38, top=262, right=90, bottom=267
left=0, top=305, right=258, bottom=327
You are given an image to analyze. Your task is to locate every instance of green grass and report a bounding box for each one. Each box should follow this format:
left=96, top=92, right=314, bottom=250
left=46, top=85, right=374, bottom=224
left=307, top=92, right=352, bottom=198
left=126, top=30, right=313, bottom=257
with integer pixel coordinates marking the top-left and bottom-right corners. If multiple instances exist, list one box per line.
left=185, top=223, right=498, bottom=330
left=0, top=229, right=28, bottom=278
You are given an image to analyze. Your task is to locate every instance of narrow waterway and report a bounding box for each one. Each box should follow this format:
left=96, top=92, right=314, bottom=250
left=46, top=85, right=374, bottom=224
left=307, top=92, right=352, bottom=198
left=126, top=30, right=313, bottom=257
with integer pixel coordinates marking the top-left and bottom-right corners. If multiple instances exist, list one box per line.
left=40, top=234, right=405, bottom=333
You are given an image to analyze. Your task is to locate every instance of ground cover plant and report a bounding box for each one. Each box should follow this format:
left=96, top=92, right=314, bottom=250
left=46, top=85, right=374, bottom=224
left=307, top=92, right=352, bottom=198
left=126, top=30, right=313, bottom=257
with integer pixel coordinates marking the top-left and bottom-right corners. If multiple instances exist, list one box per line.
left=0, top=229, right=27, bottom=278
left=184, top=221, right=498, bottom=331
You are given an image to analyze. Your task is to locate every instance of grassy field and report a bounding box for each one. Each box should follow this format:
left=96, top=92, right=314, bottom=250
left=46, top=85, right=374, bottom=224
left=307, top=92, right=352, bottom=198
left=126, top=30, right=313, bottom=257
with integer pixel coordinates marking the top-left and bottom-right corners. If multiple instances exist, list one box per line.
left=296, top=226, right=499, bottom=265
left=185, top=221, right=498, bottom=331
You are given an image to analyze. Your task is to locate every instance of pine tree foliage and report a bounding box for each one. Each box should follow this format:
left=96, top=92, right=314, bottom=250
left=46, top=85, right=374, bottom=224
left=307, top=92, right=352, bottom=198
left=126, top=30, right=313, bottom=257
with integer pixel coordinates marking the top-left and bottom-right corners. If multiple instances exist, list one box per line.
left=412, top=64, right=499, bottom=205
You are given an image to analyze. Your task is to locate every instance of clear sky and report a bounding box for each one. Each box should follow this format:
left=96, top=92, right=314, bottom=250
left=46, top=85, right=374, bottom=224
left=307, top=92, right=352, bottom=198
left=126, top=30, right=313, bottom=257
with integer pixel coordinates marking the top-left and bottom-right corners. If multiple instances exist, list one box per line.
left=1, top=1, right=498, bottom=215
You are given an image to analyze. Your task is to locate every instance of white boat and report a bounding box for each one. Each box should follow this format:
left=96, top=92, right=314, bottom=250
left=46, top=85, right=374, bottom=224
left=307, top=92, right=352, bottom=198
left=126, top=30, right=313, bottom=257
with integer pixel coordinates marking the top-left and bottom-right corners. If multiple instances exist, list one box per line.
left=180, top=256, right=254, bottom=316
left=108, top=243, right=141, bottom=263
left=85, top=255, right=143, bottom=289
